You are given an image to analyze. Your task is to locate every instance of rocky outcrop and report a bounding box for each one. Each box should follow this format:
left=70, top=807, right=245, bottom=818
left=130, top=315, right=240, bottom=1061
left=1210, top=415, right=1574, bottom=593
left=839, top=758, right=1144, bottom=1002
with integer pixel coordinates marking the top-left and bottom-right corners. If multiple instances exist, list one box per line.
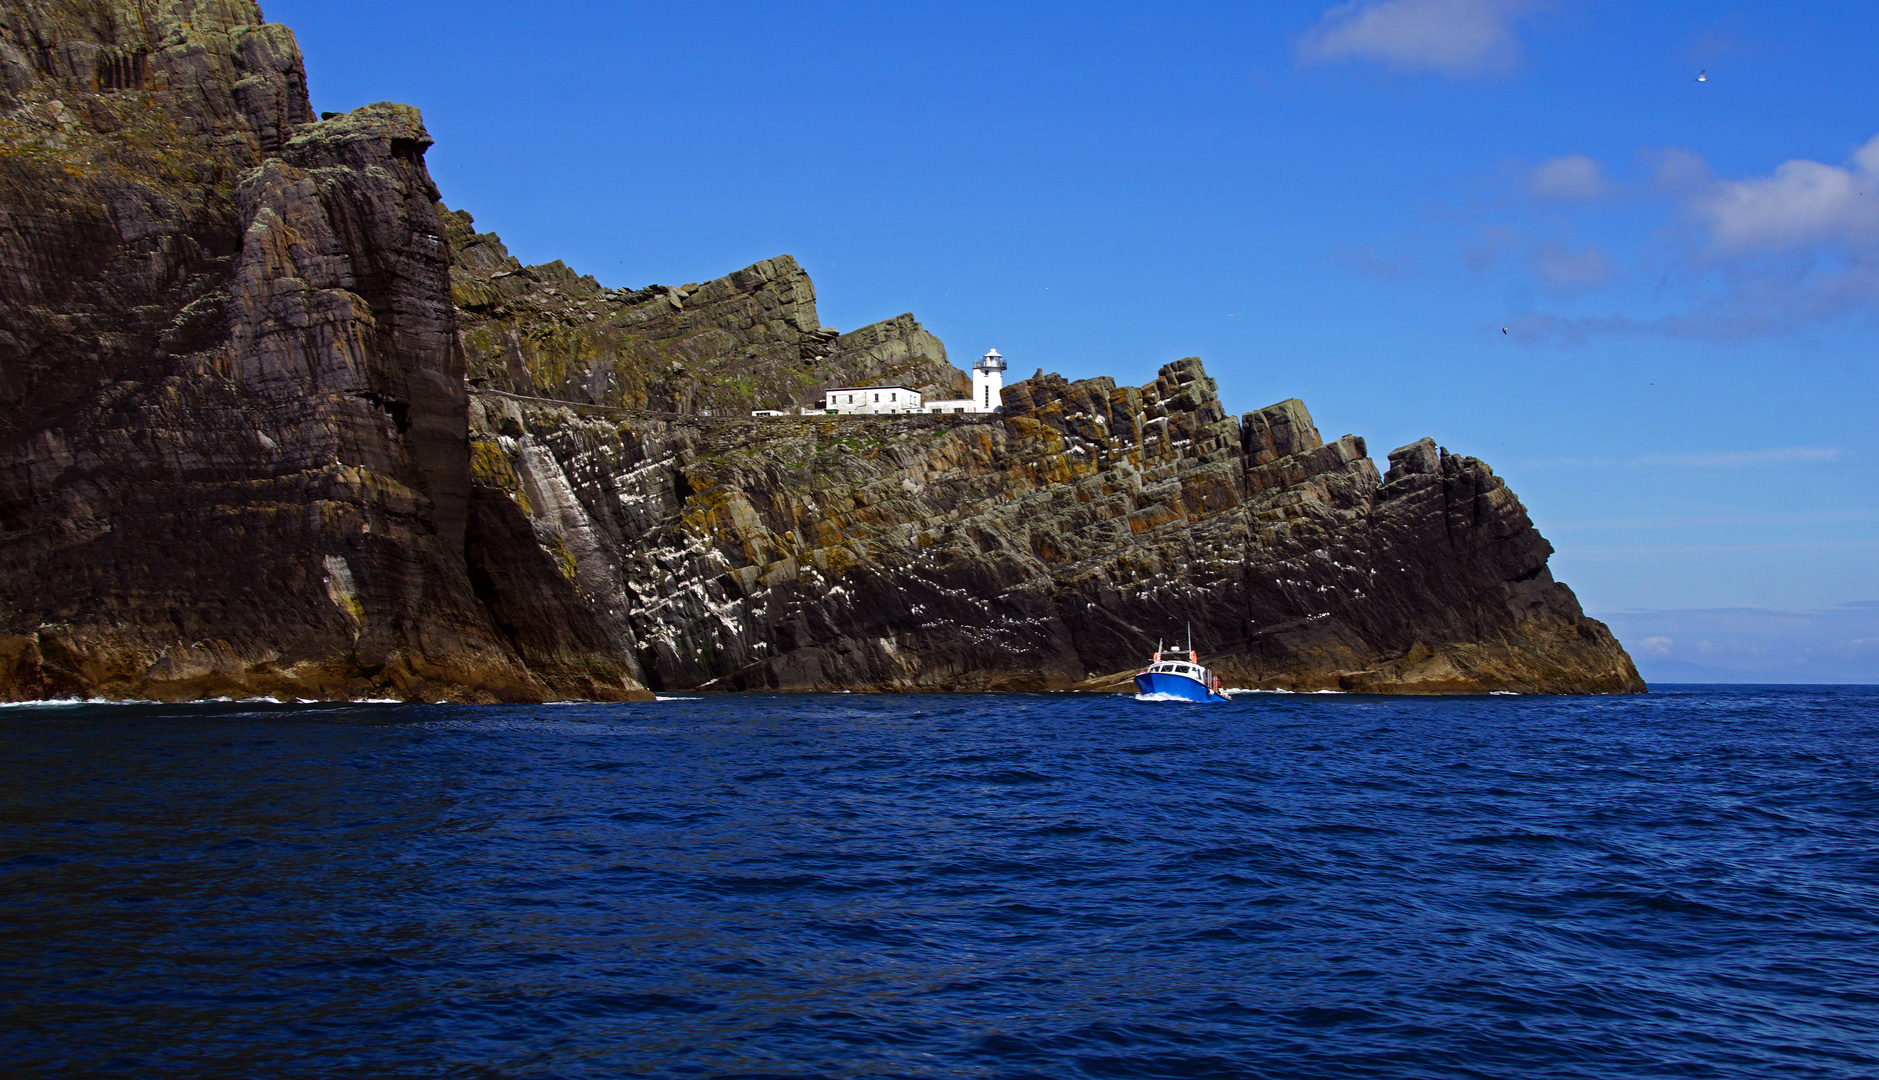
left=446, top=208, right=965, bottom=413
left=826, top=314, right=968, bottom=400
left=0, top=1, right=646, bottom=701
left=457, top=357, right=1639, bottom=694
left=0, top=0, right=1641, bottom=700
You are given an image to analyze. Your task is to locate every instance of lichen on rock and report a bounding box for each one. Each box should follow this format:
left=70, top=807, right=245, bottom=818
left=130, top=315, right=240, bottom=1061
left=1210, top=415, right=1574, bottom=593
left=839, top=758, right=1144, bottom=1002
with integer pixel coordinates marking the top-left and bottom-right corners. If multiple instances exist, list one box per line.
left=0, top=0, right=1641, bottom=701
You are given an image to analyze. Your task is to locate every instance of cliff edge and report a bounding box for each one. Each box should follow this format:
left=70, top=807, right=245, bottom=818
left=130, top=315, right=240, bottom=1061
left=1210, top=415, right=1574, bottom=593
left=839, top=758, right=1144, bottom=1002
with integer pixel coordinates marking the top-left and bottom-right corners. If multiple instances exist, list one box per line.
left=0, top=1, right=1642, bottom=699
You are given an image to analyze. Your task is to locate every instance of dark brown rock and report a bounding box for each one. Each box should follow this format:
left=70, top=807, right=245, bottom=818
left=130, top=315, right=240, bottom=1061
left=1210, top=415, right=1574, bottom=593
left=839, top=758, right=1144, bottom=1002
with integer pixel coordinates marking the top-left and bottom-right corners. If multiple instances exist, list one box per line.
left=0, top=2, right=648, bottom=701
left=455, top=356, right=1640, bottom=695
left=0, top=0, right=1640, bottom=701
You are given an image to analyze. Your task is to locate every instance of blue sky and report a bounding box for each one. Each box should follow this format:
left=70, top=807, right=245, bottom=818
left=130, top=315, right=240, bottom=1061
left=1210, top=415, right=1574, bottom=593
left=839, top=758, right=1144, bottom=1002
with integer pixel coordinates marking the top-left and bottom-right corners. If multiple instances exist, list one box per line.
left=267, top=0, right=1878, bottom=681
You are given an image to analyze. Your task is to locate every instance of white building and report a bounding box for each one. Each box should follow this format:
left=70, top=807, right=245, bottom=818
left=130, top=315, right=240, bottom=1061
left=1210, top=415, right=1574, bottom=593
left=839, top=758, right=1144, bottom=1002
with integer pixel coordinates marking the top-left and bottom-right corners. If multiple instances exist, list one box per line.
left=924, top=348, right=1007, bottom=414
left=820, top=385, right=924, bottom=415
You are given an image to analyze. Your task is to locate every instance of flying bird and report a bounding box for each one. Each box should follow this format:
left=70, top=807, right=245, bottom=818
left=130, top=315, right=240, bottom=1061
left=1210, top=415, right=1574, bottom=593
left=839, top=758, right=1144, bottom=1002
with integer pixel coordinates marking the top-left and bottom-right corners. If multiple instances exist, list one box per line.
left=1501, top=327, right=1508, bottom=334
left=1695, top=69, right=1707, bottom=82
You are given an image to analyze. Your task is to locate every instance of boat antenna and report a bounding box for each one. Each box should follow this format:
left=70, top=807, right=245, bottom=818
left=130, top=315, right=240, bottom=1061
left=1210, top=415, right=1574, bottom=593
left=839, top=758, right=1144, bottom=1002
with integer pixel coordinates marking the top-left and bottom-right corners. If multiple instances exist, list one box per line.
left=1186, top=621, right=1192, bottom=653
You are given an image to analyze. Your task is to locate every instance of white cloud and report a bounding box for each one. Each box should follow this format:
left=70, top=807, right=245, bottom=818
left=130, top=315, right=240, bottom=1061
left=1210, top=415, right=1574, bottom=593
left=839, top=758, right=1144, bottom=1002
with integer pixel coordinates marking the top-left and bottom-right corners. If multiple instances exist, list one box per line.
left=1527, top=154, right=1609, bottom=200
left=1298, top=0, right=1536, bottom=77
left=1695, top=133, right=1879, bottom=251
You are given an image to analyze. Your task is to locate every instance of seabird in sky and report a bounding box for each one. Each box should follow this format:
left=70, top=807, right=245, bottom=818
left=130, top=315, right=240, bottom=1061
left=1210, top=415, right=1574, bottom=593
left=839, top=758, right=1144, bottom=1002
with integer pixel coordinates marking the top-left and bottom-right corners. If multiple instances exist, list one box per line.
left=1695, top=69, right=1708, bottom=82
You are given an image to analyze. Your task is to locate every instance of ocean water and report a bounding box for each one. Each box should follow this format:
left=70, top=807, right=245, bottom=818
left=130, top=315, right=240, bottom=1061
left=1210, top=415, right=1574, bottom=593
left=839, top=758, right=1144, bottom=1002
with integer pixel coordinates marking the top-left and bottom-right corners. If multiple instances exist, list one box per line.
left=2, top=686, right=1876, bottom=1079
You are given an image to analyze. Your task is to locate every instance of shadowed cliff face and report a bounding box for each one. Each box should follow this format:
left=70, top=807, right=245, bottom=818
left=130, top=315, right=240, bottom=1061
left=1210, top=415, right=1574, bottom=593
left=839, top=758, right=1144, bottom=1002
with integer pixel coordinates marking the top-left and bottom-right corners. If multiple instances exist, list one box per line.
left=0, top=1, right=647, bottom=701
left=0, top=1, right=1641, bottom=700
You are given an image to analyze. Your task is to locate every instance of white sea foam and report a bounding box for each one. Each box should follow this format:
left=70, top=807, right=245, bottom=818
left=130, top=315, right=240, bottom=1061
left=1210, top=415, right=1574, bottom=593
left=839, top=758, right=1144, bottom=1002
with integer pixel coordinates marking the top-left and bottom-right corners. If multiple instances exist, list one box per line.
left=653, top=695, right=703, bottom=701
left=1221, top=687, right=1347, bottom=695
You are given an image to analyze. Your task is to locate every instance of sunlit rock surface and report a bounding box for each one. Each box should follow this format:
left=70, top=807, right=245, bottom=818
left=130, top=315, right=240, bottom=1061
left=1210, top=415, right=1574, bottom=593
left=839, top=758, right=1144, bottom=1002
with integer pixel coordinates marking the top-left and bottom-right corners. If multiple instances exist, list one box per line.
left=0, top=0, right=1641, bottom=699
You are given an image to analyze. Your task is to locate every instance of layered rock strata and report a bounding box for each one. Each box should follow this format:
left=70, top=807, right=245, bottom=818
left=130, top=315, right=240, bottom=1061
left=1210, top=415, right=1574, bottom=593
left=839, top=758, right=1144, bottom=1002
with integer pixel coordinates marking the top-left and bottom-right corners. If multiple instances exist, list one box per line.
left=464, top=362, right=1640, bottom=694
left=0, top=0, right=1643, bottom=699
left=444, top=209, right=965, bottom=414
left=0, top=1, right=644, bottom=700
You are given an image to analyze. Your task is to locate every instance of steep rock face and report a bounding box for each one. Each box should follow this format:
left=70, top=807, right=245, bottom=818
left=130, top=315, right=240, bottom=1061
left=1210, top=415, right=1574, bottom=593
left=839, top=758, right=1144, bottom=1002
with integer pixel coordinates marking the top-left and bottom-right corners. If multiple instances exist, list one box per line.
left=0, top=0, right=1640, bottom=699
left=463, top=357, right=1642, bottom=694
left=0, top=2, right=647, bottom=700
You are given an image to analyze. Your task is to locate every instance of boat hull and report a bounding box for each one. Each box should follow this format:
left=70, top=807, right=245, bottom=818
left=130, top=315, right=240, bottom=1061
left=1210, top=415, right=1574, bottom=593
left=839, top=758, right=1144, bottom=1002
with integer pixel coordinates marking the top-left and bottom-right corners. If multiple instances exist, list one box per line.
left=1133, top=671, right=1227, bottom=702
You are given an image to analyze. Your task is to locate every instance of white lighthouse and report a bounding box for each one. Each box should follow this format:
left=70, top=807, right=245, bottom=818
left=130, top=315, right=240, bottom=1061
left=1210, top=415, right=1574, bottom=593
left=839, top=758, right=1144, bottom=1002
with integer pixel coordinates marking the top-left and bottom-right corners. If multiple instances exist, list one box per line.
left=918, top=347, right=1009, bottom=415
left=972, top=348, right=1006, bottom=413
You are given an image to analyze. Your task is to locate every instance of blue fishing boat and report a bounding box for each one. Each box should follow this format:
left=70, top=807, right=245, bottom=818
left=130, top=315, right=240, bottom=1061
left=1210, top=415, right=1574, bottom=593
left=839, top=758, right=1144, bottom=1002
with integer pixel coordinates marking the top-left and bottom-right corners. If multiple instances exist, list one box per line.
left=1132, top=635, right=1229, bottom=702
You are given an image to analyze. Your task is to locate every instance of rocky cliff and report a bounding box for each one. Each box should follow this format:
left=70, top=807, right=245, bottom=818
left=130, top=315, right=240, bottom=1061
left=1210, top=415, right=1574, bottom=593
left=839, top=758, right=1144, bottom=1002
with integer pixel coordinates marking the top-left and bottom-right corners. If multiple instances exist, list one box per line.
left=0, top=1, right=642, bottom=700
left=0, top=0, right=1643, bottom=700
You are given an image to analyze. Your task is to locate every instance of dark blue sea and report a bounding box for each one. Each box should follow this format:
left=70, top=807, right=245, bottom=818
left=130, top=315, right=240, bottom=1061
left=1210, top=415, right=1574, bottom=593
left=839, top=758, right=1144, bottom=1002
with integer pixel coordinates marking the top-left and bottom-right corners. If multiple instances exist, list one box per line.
left=3, top=686, right=1877, bottom=1079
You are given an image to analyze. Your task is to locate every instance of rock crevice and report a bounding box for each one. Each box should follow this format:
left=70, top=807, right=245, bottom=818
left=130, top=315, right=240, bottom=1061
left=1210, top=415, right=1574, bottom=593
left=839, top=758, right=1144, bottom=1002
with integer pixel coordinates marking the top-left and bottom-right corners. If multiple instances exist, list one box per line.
left=0, top=0, right=1642, bottom=700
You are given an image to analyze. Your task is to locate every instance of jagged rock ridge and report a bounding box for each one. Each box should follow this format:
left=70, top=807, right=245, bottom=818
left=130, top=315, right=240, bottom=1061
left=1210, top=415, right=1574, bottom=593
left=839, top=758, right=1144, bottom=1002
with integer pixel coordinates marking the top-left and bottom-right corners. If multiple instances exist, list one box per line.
left=0, top=0, right=1643, bottom=700
left=443, top=208, right=966, bottom=415
left=461, top=355, right=1640, bottom=694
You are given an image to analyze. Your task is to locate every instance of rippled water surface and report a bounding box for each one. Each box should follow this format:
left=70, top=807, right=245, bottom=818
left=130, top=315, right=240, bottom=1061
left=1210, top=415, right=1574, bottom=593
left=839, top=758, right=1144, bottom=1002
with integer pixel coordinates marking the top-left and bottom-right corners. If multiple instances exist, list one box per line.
left=4, top=687, right=1878, bottom=1078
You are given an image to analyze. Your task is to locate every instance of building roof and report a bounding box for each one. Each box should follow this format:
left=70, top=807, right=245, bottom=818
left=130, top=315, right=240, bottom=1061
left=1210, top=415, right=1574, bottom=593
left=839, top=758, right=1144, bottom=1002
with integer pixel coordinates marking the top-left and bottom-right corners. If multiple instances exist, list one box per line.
left=823, top=385, right=922, bottom=394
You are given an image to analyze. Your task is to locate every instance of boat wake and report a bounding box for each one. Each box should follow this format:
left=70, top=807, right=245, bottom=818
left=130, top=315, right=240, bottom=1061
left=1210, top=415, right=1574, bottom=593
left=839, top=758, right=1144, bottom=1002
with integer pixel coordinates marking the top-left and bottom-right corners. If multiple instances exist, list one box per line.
left=1133, top=692, right=1223, bottom=704
left=1221, top=687, right=1346, bottom=696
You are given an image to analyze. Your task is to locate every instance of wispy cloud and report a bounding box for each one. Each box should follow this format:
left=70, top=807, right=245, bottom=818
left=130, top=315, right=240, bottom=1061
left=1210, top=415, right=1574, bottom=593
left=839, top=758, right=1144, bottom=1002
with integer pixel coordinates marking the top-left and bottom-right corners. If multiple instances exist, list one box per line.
left=1298, top=0, right=1538, bottom=78
left=1592, top=604, right=1879, bottom=682
left=1331, top=244, right=1415, bottom=280
left=1503, top=260, right=1879, bottom=344
left=1498, top=135, right=1879, bottom=343
left=1515, top=447, right=1847, bottom=471
left=1644, top=146, right=1711, bottom=194
left=1529, top=240, right=1614, bottom=294
left=1526, top=154, right=1610, bottom=200
left=1637, top=635, right=1675, bottom=657
left=1567, top=540, right=1879, bottom=557
left=1542, top=511, right=1879, bottom=533
left=1641, top=446, right=1845, bottom=468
